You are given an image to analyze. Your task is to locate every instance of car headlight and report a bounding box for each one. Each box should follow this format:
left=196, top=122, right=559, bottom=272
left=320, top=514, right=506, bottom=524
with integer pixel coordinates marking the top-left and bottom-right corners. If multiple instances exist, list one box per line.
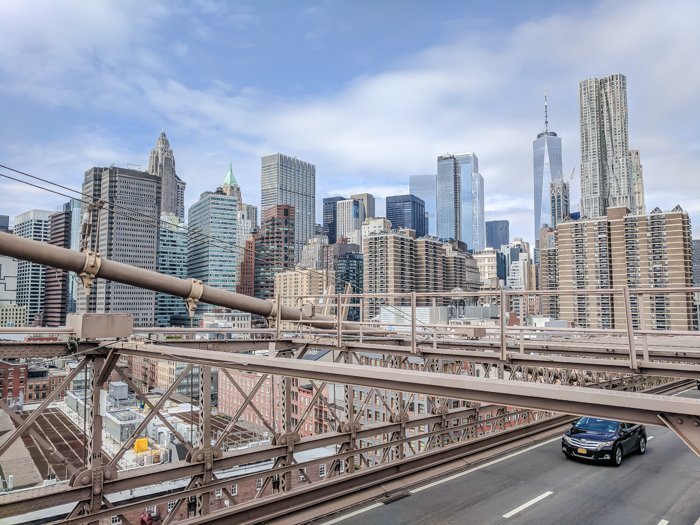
left=596, top=440, right=615, bottom=450
left=562, top=435, right=572, bottom=445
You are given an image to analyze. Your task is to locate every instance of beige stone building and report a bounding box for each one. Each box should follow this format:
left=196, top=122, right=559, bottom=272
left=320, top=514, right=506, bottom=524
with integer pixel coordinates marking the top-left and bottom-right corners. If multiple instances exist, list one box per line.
left=473, top=248, right=503, bottom=289
left=274, top=268, right=331, bottom=305
left=364, top=229, right=480, bottom=319
left=415, top=237, right=444, bottom=306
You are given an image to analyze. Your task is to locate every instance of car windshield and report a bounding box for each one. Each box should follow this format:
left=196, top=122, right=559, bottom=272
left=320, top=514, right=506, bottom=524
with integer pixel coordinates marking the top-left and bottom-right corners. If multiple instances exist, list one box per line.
left=573, top=417, right=619, bottom=433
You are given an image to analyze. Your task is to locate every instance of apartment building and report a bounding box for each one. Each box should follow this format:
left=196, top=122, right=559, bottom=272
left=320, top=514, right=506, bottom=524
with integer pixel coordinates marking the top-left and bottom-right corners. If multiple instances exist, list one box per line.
left=557, top=206, right=694, bottom=330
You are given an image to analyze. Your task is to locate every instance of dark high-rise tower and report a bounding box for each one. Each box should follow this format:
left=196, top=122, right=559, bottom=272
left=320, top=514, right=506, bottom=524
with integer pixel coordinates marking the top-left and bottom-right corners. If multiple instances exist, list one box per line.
left=386, top=194, right=427, bottom=237
left=323, top=196, right=346, bottom=244
left=485, top=220, right=509, bottom=249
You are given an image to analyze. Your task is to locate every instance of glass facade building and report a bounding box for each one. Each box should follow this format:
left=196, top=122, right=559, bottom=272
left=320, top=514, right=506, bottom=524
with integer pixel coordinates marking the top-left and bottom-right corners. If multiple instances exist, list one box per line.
left=156, top=214, right=189, bottom=326
left=485, top=220, right=509, bottom=249
left=386, top=194, right=427, bottom=237
left=261, top=153, right=315, bottom=262
left=436, top=153, right=484, bottom=250
left=533, top=129, right=563, bottom=238
left=456, top=153, right=485, bottom=251
left=188, top=187, right=239, bottom=315
left=322, top=196, right=345, bottom=244
left=409, top=175, right=437, bottom=236
left=436, top=155, right=460, bottom=242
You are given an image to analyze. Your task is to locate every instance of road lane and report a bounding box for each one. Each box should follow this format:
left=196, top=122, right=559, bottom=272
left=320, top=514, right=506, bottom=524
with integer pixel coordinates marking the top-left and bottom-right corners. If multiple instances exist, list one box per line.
left=327, top=388, right=700, bottom=525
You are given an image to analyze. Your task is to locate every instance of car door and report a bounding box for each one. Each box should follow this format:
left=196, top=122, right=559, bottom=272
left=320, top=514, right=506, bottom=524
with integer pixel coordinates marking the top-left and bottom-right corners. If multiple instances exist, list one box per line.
left=619, top=423, right=635, bottom=453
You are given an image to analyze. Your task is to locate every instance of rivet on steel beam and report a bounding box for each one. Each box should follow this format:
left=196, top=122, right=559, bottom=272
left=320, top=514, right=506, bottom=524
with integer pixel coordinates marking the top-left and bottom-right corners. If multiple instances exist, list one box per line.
left=676, top=418, right=684, bottom=424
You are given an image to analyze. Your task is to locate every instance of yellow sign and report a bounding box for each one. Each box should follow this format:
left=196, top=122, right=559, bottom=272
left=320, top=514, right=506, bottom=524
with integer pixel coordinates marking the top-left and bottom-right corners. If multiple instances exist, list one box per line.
left=134, top=437, right=149, bottom=453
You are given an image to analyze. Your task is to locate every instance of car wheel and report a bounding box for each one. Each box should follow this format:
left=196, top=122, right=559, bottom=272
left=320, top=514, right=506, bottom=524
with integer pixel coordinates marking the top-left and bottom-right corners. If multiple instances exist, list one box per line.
left=612, top=445, right=623, bottom=467
left=638, top=436, right=646, bottom=455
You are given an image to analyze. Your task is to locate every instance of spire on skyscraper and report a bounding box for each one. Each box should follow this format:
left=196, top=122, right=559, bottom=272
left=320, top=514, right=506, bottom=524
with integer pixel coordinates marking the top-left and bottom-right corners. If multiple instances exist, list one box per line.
left=223, top=162, right=238, bottom=187
left=221, top=162, right=242, bottom=208
left=544, top=90, right=549, bottom=133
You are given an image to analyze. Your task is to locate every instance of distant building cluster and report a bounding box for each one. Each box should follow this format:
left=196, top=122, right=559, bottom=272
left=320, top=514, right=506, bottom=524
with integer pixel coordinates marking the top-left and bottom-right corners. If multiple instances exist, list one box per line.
left=0, top=71, right=697, bottom=336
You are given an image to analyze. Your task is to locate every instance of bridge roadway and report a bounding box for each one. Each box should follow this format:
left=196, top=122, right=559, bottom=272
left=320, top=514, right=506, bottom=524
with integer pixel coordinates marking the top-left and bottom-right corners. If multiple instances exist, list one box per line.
left=320, top=388, right=700, bottom=525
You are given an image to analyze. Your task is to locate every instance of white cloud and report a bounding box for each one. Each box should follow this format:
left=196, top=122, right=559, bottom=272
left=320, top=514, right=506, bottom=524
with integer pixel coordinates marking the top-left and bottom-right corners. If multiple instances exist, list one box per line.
left=1, top=0, right=699, bottom=241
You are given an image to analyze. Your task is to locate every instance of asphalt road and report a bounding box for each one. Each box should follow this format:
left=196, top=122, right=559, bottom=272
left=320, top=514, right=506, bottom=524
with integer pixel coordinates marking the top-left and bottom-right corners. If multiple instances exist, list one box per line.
left=325, top=387, right=700, bottom=525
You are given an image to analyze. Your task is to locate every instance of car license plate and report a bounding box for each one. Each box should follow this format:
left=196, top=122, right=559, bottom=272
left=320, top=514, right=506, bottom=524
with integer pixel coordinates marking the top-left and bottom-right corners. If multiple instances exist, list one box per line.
left=577, top=448, right=587, bottom=454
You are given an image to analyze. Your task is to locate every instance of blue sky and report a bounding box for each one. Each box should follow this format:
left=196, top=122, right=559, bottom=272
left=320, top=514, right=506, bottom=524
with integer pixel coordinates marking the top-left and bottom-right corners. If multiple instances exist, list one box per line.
left=1, top=0, right=699, bottom=243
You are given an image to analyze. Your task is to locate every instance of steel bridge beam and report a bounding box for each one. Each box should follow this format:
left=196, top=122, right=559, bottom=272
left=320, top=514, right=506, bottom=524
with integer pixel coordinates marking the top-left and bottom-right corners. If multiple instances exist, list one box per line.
left=114, top=342, right=700, bottom=444
left=0, top=231, right=334, bottom=326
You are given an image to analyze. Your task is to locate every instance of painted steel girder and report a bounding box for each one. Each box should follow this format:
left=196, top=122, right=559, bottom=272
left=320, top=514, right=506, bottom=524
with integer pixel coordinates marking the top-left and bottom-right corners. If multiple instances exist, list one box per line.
left=115, top=341, right=700, bottom=454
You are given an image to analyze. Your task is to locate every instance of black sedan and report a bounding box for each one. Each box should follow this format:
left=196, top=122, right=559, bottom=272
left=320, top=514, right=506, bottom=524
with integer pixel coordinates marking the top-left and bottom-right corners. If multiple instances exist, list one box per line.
left=561, top=417, right=646, bottom=466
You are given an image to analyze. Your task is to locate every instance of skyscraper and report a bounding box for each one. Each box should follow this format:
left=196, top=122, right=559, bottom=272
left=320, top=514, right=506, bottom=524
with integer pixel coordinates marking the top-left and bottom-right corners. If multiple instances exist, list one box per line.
left=188, top=180, right=240, bottom=314
left=301, top=235, right=329, bottom=270
left=629, top=150, right=646, bottom=215
left=485, top=220, right=509, bottom=249
left=436, top=153, right=484, bottom=249
left=692, top=239, right=700, bottom=287
left=436, top=154, right=460, bottom=242
left=336, top=198, right=365, bottom=245
left=550, top=180, right=570, bottom=229
left=261, top=153, right=315, bottom=262
left=65, top=199, right=82, bottom=313
left=0, top=215, right=10, bottom=233
left=335, top=251, right=363, bottom=320
left=386, top=194, right=427, bottom=237
left=43, top=199, right=82, bottom=325
left=44, top=207, right=72, bottom=326
left=350, top=193, right=375, bottom=219
left=409, top=175, right=437, bottom=236
left=533, top=92, right=563, bottom=237
left=236, top=203, right=258, bottom=251
left=579, top=74, right=644, bottom=217
left=322, top=196, right=346, bottom=244
left=456, top=153, right=485, bottom=251
left=254, top=205, right=295, bottom=300
left=148, top=131, right=187, bottom=221
left=14, top=210, right=51, bottom=325
left=79, top=167, right=161, bottom=327
left=156, top=214, right=188, bottom=326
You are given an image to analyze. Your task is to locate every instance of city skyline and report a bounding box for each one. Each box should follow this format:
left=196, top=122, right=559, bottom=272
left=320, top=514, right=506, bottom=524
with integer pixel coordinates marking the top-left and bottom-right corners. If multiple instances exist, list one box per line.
left=0, top=1, right=699, bottom=243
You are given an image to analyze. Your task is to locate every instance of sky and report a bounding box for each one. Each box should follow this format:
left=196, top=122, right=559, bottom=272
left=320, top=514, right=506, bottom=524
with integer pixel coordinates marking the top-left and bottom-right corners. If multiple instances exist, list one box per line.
left=1, top=0, right=699, bottom=243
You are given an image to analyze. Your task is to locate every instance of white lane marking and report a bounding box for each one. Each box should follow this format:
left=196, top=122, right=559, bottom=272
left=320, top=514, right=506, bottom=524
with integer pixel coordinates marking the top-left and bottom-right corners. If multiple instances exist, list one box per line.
left=410, top=436, right=561, bottom=494
left=648, top=435, right=655, bottom=441
left=322, top=502, right=384, bottom=524
left=657, top=519, right=669, bottom=525
left=502, top=491, right=554, bottom=519
left=674, top=387, right=697, bottom=396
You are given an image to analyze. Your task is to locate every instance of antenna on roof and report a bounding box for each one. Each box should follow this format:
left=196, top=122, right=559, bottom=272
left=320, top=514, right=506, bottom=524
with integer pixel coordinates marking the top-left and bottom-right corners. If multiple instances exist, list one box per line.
left=544, top=89, right=549, bottom=133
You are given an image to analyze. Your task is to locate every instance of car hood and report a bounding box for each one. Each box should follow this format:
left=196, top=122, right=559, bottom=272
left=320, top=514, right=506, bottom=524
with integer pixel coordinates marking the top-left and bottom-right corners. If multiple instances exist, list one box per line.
left=566, top=429, right=617, bottom=441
